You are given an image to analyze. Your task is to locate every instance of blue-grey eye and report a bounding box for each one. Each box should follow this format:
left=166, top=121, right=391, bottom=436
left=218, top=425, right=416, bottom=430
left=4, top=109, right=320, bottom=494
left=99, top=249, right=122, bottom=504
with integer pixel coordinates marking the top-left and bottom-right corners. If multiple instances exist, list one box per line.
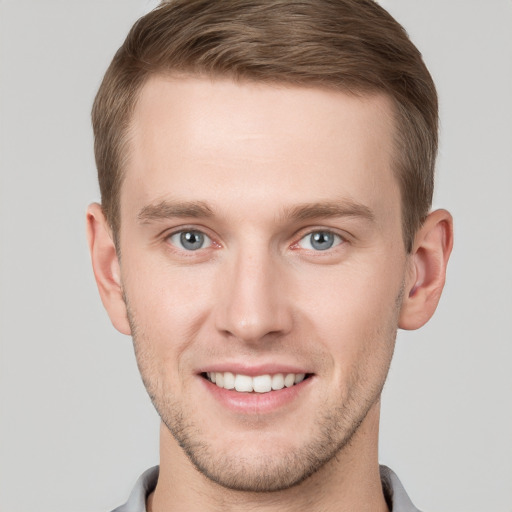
left=169, top=230, right=211, bottom=251
left=298, top=231, right=342, bottom=251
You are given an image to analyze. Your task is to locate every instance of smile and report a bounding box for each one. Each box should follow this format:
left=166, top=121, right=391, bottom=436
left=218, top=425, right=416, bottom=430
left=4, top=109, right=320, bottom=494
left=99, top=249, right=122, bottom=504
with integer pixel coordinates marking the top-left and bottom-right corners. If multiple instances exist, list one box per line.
left=204, top=372, right=308, bottom=393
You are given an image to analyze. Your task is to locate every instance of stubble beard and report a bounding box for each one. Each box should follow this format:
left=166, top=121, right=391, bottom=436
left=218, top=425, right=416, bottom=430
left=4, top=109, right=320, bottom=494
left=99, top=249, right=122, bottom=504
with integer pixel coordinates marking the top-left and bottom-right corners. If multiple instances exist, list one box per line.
left=154, top=383, right=387, bottom=493
left=126, top=297, right=400, bottom=493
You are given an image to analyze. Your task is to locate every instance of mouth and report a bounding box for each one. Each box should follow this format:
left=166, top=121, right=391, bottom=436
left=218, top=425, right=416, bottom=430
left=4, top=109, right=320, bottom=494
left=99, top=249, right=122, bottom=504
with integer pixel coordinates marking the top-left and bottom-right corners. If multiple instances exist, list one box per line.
left=202, top=371, right=312, bottom=394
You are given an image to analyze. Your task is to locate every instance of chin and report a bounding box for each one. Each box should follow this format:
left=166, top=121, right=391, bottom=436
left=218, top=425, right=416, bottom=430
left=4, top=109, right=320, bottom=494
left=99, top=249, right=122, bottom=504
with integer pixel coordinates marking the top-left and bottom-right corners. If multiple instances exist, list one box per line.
left=158, top=399, right=371, bottom=493
left=176, top=435, right=335, bottom=492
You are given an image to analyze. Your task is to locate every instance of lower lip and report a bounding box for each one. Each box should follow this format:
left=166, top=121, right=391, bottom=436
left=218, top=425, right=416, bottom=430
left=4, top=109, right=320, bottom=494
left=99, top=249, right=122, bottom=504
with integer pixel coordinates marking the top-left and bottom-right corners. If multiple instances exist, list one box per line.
left=200, top=376, right=313, bottom=414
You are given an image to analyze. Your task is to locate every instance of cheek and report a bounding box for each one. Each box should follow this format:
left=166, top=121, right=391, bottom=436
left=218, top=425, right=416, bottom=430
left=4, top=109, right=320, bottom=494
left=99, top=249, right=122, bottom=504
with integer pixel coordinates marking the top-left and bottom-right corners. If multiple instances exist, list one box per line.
left=122, top=254, right=215, bottom=360
left=294, top=256, right=403, bottom=360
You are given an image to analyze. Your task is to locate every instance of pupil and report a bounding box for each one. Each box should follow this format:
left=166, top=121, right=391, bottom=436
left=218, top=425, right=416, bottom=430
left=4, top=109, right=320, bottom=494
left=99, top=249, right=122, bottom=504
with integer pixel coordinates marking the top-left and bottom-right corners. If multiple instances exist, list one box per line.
left=181, top=231, right=203, bottom=250
left=311, top=232, right=333, bottom=250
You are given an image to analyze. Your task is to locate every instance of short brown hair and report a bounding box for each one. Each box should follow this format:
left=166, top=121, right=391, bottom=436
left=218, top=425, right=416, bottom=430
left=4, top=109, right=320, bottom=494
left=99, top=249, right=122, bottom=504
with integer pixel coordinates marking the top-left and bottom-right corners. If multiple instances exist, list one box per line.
left=92, top=0, right=438, bottom=252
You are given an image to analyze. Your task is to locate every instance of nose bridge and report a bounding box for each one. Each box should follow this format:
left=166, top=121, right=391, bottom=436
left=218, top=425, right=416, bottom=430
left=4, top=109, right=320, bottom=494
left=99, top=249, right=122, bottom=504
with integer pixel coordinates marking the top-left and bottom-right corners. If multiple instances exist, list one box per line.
left=215, top=241, right=291, bottom=342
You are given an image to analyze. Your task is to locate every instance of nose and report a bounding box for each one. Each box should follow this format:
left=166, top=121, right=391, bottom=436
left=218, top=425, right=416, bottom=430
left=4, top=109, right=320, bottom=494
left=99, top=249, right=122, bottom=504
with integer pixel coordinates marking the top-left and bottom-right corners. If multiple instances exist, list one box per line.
left=214, top=247, right=293, bottom=344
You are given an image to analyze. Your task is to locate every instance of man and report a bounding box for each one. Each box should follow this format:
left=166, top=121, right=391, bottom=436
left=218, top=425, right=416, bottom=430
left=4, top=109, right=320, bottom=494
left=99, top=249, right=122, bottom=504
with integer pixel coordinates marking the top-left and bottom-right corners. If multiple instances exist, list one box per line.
left=86, top=0, right=453, bottom=510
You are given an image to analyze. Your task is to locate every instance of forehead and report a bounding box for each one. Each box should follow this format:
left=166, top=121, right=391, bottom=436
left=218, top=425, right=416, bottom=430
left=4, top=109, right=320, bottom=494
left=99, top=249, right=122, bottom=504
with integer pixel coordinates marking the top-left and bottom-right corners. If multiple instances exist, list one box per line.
left=123, top=74, right=399, bottom=225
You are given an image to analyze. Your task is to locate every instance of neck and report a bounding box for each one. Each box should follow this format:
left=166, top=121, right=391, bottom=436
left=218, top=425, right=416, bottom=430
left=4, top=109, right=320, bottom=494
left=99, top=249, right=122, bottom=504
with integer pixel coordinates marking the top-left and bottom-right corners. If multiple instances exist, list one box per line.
left=148, top=402, right=389, bottom=512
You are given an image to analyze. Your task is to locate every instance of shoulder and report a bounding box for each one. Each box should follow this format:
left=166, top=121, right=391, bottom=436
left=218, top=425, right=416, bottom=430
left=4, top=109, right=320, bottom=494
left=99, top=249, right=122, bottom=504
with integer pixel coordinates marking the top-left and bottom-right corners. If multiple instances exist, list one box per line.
left=380, top=465, right=423, bottom=512
left=110, top=466, right=159, bottom=512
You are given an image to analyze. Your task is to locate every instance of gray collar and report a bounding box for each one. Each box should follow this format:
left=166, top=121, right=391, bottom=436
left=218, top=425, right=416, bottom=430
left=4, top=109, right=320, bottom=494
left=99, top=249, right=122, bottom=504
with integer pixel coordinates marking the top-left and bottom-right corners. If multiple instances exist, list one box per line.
left=112, top=464, right=421, bottom=512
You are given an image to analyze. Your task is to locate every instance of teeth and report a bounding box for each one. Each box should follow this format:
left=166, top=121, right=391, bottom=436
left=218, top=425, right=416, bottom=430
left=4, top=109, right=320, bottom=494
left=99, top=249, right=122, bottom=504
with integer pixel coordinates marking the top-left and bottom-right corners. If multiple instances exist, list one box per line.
left=206, top=372, right=307, bottom=393
left=271, top=373, right=285, bottom=390
left=223, top=371, right=235, bottom=390
left=235, top=374, right=253, bottom=392
left=253, top=374, right=272, bottom=393
left=294, top=373, right=305, bottom=384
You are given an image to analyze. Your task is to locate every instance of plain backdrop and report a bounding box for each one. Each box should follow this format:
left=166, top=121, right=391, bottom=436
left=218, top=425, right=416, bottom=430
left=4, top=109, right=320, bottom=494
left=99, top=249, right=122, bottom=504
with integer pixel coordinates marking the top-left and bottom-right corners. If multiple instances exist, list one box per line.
left=0, top=1, right=511, bottom=511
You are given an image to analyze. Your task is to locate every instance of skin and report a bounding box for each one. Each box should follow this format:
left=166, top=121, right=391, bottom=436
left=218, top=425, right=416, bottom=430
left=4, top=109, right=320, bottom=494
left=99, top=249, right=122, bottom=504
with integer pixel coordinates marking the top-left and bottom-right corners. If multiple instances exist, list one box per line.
left=87, top=75, right=453, bottom=512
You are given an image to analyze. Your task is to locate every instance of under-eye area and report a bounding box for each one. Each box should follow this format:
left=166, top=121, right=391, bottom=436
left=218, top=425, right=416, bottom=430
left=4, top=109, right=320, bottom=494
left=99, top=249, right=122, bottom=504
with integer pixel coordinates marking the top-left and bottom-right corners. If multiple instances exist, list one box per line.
left=202, top=372, right=312, bottom=393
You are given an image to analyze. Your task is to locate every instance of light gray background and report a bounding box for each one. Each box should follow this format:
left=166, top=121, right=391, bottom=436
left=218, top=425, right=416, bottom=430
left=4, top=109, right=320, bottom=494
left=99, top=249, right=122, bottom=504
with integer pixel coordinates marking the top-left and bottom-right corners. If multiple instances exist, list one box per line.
left=0, top=1, right=511, bottom=511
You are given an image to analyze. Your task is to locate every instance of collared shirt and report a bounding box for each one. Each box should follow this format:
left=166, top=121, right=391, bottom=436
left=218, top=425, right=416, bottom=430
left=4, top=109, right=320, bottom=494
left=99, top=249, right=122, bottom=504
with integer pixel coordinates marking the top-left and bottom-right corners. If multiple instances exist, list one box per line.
left=111, top=465, right=421, bottom=512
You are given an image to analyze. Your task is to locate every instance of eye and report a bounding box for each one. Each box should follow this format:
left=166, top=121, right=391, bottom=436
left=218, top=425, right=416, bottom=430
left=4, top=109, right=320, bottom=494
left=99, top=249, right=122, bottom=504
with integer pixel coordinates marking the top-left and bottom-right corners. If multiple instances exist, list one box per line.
left=168, top=230, right=212, bottom=251
left=297, top=231, right=343, bottom=251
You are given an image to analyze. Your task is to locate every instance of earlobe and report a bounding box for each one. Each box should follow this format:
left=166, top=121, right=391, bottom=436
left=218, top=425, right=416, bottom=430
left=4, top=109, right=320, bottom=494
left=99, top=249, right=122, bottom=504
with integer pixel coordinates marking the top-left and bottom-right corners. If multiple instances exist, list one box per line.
left=399, top=209, right=453, bottom=330
left=86, top=203, right=131, bottom=335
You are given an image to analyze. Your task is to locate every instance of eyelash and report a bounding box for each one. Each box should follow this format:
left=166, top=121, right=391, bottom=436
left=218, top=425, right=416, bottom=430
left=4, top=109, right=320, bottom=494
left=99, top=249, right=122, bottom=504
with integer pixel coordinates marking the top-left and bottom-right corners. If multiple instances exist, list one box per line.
left=293, top=230, right=345, bottom=252
left=164, top=227, right=346, bottom=254
left=165, top=228, right=216, bottom=252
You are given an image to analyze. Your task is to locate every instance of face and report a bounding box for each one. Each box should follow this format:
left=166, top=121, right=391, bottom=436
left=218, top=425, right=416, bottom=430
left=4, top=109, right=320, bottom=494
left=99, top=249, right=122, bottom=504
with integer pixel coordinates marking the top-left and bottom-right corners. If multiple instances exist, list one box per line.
left=117, top=75, right=408, bottom=491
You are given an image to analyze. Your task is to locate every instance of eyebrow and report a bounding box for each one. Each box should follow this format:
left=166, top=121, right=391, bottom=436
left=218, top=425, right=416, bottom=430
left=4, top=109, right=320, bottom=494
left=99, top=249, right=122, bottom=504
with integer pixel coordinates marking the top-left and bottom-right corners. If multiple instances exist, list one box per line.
left=281, top=200, right=375, bottom=223
left=137, top=198, right=375, bottom=224
left=137, top=200, right=214, bottom=223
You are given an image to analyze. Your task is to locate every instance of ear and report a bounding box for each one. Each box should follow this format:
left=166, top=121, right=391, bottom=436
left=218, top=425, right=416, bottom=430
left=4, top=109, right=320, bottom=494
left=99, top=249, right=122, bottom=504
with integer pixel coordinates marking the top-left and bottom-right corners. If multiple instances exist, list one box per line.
left=86, top=203, right=131, bottom=335
left=399, top=209, right=453, bottom=330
